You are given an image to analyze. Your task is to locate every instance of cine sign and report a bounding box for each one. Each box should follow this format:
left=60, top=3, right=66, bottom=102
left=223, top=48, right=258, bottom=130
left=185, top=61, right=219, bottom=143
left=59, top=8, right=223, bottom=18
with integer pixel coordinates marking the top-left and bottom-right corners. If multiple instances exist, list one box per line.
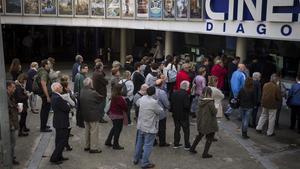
left=203, top=0, right=300, bottom=40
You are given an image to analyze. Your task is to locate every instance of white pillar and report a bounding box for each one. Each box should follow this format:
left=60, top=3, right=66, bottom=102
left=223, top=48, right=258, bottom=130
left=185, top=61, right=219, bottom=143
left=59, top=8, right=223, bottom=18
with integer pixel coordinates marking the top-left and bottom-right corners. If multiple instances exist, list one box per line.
left=236, top=37, right=247, bottom=63
left=165, top=31, right=173, bottom=58
left=120, top=29, right=126, bottom=65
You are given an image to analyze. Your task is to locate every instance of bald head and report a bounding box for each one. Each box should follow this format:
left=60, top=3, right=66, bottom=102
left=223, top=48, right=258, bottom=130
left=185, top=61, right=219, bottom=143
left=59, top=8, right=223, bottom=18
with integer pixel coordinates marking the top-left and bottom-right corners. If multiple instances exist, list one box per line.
left=238, top=64, right=246, bottom=72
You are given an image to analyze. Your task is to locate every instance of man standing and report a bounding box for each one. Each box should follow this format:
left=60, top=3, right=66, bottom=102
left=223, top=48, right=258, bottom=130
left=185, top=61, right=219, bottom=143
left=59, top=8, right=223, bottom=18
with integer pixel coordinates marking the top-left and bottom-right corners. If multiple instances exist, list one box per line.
left=7, top=81, right=20, bottom=165
left=37, top=59, right=52, bottom=132
left=154, top=79, right=170, bottom=147
left=72, top=54, right=83, bottom=82
left=256, top=74, right=282, bottom=136
left=74, top=64, right=89, bottom=128
left=224, top=64, right=247, bottom=120
left=133, top=87, right=163, bottom=169
left=92, top=62, right=108, bottom=123
left=50, top=83, right=71, bottom=164
left=170, top=81, right=191, bottom=149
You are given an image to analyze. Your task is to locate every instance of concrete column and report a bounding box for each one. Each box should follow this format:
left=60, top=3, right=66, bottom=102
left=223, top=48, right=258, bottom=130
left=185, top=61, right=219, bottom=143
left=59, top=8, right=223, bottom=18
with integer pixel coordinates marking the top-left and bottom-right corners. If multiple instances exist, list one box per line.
left=165, top=31, right=173, bottom=58
left=236, top=37, right=247, bottom=63
left=120, top=29, right=126, bottom=65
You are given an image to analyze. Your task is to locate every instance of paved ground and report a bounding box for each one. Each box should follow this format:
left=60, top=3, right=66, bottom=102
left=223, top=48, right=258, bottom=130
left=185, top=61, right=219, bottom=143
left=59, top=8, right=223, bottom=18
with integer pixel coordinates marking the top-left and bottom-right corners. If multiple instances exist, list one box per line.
left=4, top=62, right=300, bottom=169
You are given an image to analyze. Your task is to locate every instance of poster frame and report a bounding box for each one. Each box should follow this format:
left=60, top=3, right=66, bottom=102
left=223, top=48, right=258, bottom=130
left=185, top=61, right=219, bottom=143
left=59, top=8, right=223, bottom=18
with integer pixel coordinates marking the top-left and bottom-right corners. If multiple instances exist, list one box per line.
left=75, top=0, right=90, bottom=17
left=5, top=0, right=22, bottom=15
left=40, top=0, right=57, bottom=16
left=162, top=0, right=175, bottom=20
left=106, top=0, right=121, bottom=19
left=149, top=0, right=162, bottom=20
left=0, top=0, right=4, bottom=14
left=90, top=0, right=106, bottom=18
left=121, top=0, right=135, bottom=19
left=188, top=0, right=204, bottom=21
left=23, top=0, right=40, bottom=16
left=175, top=0, right=189, bottom=21
left=57, top=0, right=73, bottom=17
left=136, top=0, right=149, bottom=20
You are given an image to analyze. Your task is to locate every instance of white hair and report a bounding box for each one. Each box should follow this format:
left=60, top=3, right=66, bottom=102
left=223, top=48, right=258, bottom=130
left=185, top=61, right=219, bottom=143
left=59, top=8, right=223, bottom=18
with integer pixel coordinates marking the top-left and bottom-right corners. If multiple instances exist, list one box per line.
left=83, top=77, right=93, bottom=88
left=180, top=80, right=190, bottom=91
left=51, top=82, right=62, bottom=92
left=75, top=55, right=83, bottom=62
left=252, top=72, right=261, bottom=80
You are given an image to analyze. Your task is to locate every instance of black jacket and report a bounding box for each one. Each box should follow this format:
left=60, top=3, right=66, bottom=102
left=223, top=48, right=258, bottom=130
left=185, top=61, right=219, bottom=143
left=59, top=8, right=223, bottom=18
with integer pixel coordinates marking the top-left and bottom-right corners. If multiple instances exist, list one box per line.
left=52, top=93, right=70, bottom=129
left=170, top=89, right=190, bottom=120
left=92, top=71, right=108, bottom=99
left=132, top=71, right=145, bottom=94
left=238, top=88, right=257, bottom=109
left=80, top=87, right=104, bottom=122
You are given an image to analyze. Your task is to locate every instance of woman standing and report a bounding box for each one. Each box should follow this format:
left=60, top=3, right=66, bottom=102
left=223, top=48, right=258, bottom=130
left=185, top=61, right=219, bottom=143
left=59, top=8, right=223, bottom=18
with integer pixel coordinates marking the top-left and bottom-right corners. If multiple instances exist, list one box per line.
left=238, top=77, right=256, bottom=139
left=208, top=76, right=225, bottom=118
left=119, top=71, right=134, bottom=125
left=191, top=67, right=206, bottom=113
left=105, top=84, right=128, bottom=150
left=26, top=62, right=39, bottom=114
left=163, top=55, right=177, bottom=97
left=132, top=62, right=145, bottom=95
left=211, top=60, right=228, bottom=90
left=9, top=58, right=22, bottom=81
left=189, top=87, right=218, bottom=158
left=14, top=73, right=29, bottom=137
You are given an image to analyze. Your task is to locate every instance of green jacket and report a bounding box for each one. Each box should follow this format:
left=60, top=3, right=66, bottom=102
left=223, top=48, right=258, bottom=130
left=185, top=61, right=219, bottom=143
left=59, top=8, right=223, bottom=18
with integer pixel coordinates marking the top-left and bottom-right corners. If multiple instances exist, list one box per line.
left=74, top=73, right=86, bottom=95
left=197, top=98, right=218, bottom=134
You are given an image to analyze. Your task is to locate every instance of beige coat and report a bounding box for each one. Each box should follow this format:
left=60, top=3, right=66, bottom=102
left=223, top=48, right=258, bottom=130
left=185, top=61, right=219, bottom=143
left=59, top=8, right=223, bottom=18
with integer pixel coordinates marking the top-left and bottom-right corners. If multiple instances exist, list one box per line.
left=210, top=86, right=225, bottom=118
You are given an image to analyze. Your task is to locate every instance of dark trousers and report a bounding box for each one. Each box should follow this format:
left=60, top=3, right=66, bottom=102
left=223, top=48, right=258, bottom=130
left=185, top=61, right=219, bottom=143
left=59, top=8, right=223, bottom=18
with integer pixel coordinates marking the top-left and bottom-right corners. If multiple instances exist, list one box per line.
left=50, top=128, right=69, bottom=162
left=190, top=132, right=215, bottom=155
left=158, top=118, right=167, bottom=145
left=125, top=99, right=133, bottom=124
left=252, top=106, right=259, bottom=126
left=19, top=111, right=28, bottom=131
left=275, top=104, right=282, bottom=127
left=65, top=128, right=71, bottom=148
left=173, top=118, right=190, bottom=147
left=167, top=82, right=175, bottom=98
left=76, top=100, right=85, bottom=128
left=40, top=97, right=51, bottom=130
left=106, top=119, right=123, bottom=146
left=290, top=105, right=300, bottom=131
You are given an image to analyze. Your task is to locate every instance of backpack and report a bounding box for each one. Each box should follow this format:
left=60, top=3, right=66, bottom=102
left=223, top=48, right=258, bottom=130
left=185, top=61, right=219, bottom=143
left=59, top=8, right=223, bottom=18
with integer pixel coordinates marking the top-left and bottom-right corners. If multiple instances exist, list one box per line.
left=121, top=80, right=129, bottom=96
left=167, top=64, right=177, bottom=83
left=32, top=74, right=43, bottom=95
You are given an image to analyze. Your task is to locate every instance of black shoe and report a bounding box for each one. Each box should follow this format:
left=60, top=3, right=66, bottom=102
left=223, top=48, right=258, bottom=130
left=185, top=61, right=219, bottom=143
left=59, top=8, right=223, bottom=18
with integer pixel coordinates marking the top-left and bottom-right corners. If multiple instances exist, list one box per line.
left=133, top=160, right=139, bottom=165
left=84, top=148, right=90, bottom=151
left=46, top=125, right=51, bottom=129
left=18, top=132, right=29, bottom=137
left=184, top=145, right=191, bottom=151
left=173, top=144, right=183, bottom=149
left=89, top=149, right=102, bottom=153
left=105, top=142, right=113, bottom=147
left=202, top=154, right=213, bottom=158
left=13, top=159, right=20, bottom=165
left=159, top=143, right=170, bottom=147
left=40, top=129, right=52, bottom=132
left=23, top=128, right=30, bottom=132
left=224, top=114, right=230, bottom=120
left=50, top=160, right=63, bottom=165
left=113, top=145, right=124, bottom=150
left=242, top=135, right=250, bottom=139
left=65, top=146, right=73, bottom=151
left=189, top=149, right=197, bottom=154
left=99, top=118, right=108, bottom=123
left=256, top=130, right=262, bottom=134
left=212, top=138, right=218, bottom=142
left=59, top=157, right=69, bottom=161
left=142, top=163, right=155, bottom=169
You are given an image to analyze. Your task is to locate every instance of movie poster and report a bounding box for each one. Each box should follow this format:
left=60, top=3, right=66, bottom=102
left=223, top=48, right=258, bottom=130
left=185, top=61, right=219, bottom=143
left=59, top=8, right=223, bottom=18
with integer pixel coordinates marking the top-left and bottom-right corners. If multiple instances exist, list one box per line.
left=76, top=0, right=89, bottom=16
left=121, top=0, right=134, bottom=18
left=24, top=0, right=39, bottom=15
left=106, top=0, right=120, bottom=17
left=41, top=0, right=57, bottom=15
left=149, top=0, right=162, bottom=19
left=5, top=0, right=22, bottom=14
left=190, top=0, right=203, bottom=19
left=163, top=0, right=175, bottom=19
left=58, top=0, right=73, bottom=16
left=176, top=0, right=188, bottom=19
left=0, top=0, right=3, bottom=13
left=91, top=0, right=105, bottom=17
left=137, top=0, right=148, bottom=18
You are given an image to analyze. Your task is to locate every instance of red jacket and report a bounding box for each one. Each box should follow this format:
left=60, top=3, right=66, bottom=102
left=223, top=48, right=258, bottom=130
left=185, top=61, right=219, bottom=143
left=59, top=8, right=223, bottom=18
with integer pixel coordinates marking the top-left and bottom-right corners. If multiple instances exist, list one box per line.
left=174, top=70, right=192, bottom=93
left=211, top=64, right=228, bottom=90
left=109, top=96, right=128, bottom=120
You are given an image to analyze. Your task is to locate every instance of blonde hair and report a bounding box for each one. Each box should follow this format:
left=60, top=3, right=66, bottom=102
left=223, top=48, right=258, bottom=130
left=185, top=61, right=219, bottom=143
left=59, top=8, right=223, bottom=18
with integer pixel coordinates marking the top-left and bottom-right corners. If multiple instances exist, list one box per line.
left=208, top=76, right=218, bottom=87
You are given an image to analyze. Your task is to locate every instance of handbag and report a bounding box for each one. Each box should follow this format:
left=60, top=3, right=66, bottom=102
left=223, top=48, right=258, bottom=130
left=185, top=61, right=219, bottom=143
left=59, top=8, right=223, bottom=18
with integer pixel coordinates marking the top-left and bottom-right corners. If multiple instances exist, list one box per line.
left=230, top=97, right=240, bottom=109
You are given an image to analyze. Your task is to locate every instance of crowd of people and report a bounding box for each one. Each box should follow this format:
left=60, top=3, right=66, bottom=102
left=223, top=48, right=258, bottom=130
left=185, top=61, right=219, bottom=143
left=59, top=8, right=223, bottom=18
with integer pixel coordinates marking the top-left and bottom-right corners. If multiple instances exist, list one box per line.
left=5, top=53, right=300, bottom=168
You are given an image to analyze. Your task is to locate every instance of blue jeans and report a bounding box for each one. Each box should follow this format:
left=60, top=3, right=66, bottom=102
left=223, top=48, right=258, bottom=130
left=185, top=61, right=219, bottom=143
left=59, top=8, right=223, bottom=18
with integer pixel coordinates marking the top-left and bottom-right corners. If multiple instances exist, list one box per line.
left=133, top=130, right=156, bottom=167
left=240, top=108, right=252, bottom=133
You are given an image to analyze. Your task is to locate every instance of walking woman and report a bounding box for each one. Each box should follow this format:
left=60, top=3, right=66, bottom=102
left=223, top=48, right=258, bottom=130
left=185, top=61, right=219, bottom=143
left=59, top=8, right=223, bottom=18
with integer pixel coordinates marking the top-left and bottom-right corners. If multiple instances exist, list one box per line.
left=191, top=67, right=207, bottom=113
left=189, top=87, right=218, bottom=158
left=105, top=84, right=128, bottom=150
left=238, top=77, right=256, bottom=139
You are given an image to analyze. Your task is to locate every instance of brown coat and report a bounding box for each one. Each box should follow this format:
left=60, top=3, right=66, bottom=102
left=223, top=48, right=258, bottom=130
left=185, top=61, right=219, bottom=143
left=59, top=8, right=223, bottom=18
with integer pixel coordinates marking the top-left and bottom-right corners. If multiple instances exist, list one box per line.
left=196, top=98, right=218, bottom=134
left=8, top=94, right=19, bottom=130
left=261, top=82, right=282, bottom=109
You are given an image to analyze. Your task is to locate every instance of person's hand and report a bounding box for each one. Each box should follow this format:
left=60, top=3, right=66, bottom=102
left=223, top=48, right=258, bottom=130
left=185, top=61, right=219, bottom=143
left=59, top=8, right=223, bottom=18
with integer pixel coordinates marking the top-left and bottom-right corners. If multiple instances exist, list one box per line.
left=47, top=97, right=51, bottom=103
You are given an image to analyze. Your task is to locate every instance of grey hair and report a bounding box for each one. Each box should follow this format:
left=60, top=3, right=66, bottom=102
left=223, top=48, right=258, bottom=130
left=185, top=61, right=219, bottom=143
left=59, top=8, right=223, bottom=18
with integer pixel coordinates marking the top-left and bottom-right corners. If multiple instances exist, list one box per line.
left=180, top=80, right=190, bottom=91
left=83, top=77, right=93, bottom=88
left=51, top=82, right=61, bottom=92
left=270, top=73, right=279, bottom=82
left=252, top=72, right=261, bottom=80
left=75, top=55, right=83, bottom=62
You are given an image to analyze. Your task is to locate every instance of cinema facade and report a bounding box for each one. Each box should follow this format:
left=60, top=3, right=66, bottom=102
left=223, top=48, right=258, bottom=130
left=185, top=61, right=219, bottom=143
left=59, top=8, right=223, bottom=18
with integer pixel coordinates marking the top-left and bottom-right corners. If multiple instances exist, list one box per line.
left=0, top=0, right=299, bottom=78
